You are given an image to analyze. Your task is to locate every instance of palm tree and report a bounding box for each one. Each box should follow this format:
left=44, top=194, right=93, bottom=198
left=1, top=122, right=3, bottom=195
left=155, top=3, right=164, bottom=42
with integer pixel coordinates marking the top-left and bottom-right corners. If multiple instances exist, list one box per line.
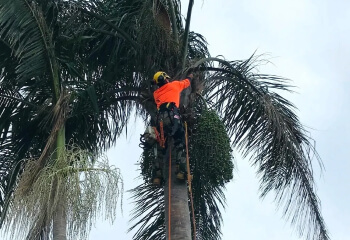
left=0, top=0, right=129, bottom=239
left=0, top=0, right=329, bottom=240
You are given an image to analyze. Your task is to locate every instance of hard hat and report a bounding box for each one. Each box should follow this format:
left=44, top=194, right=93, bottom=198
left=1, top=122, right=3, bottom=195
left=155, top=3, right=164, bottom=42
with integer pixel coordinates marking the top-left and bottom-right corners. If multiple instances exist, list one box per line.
left=153, top=71, right=170, bottom=86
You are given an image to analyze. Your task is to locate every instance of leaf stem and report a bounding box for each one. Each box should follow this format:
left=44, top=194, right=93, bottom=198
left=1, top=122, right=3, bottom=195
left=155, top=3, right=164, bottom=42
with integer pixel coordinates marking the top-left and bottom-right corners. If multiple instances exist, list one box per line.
left=181, top=0, right=194, bottom=70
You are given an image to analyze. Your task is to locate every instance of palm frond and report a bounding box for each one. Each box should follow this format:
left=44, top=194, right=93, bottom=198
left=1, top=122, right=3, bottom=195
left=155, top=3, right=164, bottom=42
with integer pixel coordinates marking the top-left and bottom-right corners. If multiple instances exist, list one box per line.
left=180, top=0, right=194, bottom=69
left=2, top=146, right=122, bottom=240
left=0, top=0, right=138, bottom=223
left=192, top=55, right=328, bottom=240
left=67, top=84, right=137, bottom=152
left=0, top=0, right=52, bottom=84
left=129, top=183, right=165, bottom=240
left=0, top=89, right=53, bottom=223
left=187, top=32, right=210, bottom=61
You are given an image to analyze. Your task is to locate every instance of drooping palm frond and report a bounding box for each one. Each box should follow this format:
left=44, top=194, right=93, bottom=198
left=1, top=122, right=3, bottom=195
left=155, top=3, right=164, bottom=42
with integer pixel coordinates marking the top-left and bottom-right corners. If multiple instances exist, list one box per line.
left=129, top=183, right=165, bottom=240
left=187, top=32, right=210, bottom=61
left=192, top=55, right=328, bottom=240
left=2, top=146, right=122, bottom=240
left=0, top=0, right=58, bottom=220
left=0, top=0, right=49, bottom=84
left=0, top=90, right=67, bottom=225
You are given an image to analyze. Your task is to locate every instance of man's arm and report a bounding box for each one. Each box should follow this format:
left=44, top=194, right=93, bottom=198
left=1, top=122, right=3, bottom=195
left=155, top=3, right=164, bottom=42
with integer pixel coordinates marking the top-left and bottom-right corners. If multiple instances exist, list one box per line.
left=177, top=73, right=193, bottom=90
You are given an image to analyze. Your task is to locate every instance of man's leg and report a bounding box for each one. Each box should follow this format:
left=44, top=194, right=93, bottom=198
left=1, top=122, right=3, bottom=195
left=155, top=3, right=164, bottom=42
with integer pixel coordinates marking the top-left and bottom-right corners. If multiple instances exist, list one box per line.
left=151, top=143, right=166, bottom=186
left=173, top=122, right=187, bottom=180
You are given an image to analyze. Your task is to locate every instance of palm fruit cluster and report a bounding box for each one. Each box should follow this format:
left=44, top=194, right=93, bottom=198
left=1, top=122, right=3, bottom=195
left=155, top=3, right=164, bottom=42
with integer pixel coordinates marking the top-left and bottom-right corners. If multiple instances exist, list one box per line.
left=189, top=109, right=233, bottom=186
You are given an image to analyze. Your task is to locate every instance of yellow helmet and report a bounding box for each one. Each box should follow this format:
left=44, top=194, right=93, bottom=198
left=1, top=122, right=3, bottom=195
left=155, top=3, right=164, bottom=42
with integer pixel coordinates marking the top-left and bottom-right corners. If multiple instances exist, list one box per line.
left=153, top=71, right=170, bottom=85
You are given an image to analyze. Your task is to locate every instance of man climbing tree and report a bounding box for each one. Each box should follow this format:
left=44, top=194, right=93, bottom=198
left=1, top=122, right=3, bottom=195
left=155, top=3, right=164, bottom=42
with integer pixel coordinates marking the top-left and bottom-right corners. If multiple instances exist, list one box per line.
left=0, top=0, right=330, bottom=240
left=151, top=71, right=193, bottom=185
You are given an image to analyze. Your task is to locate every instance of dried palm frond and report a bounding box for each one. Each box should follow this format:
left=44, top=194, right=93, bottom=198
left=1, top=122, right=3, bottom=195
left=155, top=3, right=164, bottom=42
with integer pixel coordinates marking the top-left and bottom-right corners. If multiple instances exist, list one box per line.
left=2, top=145, right=122, bottom=240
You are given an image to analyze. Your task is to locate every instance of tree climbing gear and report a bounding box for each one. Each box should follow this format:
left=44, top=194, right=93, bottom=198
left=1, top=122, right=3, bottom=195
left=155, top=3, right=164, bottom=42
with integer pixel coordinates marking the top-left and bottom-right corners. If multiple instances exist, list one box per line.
left=185, top=121, right=196, bottom=240
left=157, top=102, right=182, bottom=140
left=139, top=126, right=165, bottom=186
left=139, top=126, right=157, bottom=148
left=152, top=124, right=166, bottom=148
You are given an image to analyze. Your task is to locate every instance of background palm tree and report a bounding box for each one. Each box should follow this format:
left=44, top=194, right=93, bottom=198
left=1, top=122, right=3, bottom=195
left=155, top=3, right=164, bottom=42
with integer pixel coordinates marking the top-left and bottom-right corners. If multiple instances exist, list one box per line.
left=0, top=0, right=329, bottom=240
left=0, top=0, right=130, bottom=239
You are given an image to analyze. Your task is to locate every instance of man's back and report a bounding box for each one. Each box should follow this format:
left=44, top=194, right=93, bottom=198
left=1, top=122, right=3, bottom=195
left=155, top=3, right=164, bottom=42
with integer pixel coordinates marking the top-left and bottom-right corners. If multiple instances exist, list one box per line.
left=153, top=79, right=190, bottom=109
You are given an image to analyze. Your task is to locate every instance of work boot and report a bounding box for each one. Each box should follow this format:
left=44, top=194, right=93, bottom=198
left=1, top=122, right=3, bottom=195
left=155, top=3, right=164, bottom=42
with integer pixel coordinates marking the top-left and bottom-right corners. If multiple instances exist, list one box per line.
left=175, top=163, right=186, bottom=181
left=152, top=177, right=162, bottom=186
left=151, top=168, right=163, bottom=186
left=176, top=170, right=193, bottom=181
left=176, top=171, right=185, bottom=180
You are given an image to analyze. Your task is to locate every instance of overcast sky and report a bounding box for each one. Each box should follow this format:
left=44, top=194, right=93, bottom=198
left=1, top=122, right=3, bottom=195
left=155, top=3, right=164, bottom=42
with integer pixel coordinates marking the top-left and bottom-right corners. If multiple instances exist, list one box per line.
left=90, top=1, right=350, bottom=239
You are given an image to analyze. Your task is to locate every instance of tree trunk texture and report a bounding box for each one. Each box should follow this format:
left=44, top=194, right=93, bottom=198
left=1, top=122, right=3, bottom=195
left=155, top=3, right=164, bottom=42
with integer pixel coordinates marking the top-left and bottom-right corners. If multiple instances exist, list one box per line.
left=164, top=143, right=191, bottom=240
left=52, top=127, right=67, bottom=240
left=53, top=198, right=67, bottom=240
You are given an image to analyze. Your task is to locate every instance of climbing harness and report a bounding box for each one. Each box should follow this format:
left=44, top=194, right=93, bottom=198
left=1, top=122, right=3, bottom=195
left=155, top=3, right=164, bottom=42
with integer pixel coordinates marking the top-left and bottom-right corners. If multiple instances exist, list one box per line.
left=157, top=102, right=181, bottom=136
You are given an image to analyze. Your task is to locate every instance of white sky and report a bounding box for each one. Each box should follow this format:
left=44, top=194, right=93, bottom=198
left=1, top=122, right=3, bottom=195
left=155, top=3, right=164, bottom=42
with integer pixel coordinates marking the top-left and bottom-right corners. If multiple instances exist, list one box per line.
left=90, top=1, right=350, bottom=239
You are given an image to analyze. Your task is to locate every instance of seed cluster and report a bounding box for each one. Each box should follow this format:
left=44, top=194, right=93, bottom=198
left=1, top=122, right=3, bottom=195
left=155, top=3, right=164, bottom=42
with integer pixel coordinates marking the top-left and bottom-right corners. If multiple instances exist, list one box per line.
left=189, top=109, right=233, bottom=185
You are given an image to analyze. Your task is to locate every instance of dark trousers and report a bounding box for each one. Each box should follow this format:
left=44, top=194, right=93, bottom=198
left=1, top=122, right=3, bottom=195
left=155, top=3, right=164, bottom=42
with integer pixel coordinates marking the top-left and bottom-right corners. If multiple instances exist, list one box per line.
left=156, top=104, right=186, bottom=173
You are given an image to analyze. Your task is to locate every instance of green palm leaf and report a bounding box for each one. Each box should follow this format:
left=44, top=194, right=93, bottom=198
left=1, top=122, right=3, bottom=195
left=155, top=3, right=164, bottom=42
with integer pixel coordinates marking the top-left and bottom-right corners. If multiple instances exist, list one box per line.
left=193, top=55, right=328, bottom=240
left=0, top=0, right=139, bottom=225
left=129, top=183, right=165, bottom=240
left=0, top=0, right=48, bottom=84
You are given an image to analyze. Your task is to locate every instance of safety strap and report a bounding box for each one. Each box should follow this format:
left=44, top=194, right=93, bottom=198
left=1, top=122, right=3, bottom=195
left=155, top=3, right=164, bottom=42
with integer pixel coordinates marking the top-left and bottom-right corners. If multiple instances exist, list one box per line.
left=185, top=121, right=196, bottom=240
left=168, top=145, right=172, bottom=240
left=160, top=121, right=165, bottom=148
left=158, top=102, right=174, bottom=111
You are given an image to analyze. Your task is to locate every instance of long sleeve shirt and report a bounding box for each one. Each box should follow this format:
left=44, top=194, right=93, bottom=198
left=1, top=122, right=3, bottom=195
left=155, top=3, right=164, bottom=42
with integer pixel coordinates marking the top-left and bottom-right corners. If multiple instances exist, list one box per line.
left=153, top=78, right=191, bottom=109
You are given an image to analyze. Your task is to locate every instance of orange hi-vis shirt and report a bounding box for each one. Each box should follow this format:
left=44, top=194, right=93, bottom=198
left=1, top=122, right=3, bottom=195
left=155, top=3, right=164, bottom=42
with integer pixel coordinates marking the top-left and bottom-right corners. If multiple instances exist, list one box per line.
left=153, top=78, right=191, bottom=109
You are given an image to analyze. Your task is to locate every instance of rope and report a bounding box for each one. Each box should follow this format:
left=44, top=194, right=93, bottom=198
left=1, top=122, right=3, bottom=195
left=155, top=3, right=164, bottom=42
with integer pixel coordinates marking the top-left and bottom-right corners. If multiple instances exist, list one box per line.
left=160, top=121, right=166, bottom=148
left=168, top=145, right=172, bottom=240
left=164, top=122, right=195, bottom=240
left=185, top=122, right=196, bottom=240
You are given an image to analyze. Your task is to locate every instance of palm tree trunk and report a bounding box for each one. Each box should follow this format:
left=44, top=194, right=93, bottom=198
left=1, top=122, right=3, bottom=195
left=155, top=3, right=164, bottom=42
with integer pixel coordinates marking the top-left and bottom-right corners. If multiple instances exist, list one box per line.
left=164, top=145, right=191, bottom=240
left=52, top=127, right=67, bottom=240
left=53, top=191, right=67, bottom=240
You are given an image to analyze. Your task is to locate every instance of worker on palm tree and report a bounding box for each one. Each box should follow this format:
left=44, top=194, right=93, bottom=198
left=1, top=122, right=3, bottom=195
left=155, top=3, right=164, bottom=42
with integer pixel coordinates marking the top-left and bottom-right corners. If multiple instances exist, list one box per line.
left=151, top=71, right=193, bottom=185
